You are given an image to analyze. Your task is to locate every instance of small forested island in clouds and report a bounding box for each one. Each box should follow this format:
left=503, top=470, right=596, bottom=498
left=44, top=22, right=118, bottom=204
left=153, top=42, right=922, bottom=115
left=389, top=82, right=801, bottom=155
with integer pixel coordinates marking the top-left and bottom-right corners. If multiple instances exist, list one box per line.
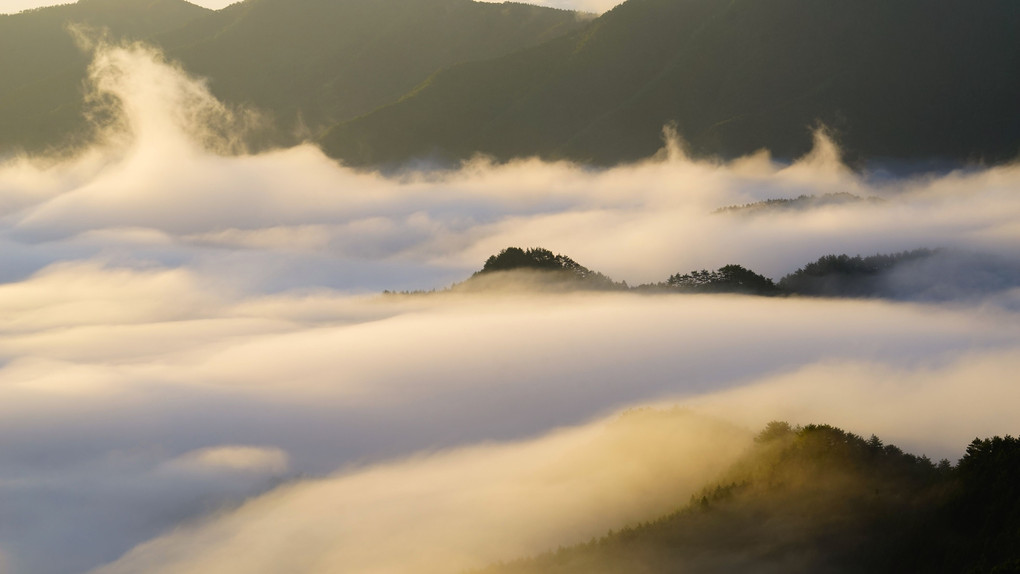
left=0, top=0, right=587, bottom=155
left=402, top=245, right=1020, bottom=301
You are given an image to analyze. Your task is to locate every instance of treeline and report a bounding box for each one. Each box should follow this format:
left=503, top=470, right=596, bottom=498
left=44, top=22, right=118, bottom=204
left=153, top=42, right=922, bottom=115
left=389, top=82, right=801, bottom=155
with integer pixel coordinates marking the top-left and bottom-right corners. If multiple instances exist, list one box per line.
left=463, top=247, right=625, bottom=291
left=650, top=249, right=943, bottom=297
left=777, top=249, right=938, bottom=296
left=321, top=0, right=1020, bottom=168
left=475, top=422, right=1020, bottom=574
left=449, top=246, right=946, bottom=298
left=713, top=192, right=884, bottom=214
left=658, top=264, right=779, bottom=295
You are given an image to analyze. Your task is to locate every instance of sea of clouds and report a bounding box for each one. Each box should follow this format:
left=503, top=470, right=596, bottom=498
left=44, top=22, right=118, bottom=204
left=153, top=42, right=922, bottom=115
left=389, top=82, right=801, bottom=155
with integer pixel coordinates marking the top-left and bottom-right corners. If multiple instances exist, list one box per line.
left=1, top=42, right=1018, bottom=574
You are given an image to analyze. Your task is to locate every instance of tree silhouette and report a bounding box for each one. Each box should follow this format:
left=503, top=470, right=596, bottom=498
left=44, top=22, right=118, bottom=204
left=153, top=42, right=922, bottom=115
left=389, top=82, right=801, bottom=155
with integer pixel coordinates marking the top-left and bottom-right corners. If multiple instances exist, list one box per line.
left=472, top=246, right=621, bottom=289
left=666, top=264, right=779, bottom=295
left=778, top=249, right=936, bottom=296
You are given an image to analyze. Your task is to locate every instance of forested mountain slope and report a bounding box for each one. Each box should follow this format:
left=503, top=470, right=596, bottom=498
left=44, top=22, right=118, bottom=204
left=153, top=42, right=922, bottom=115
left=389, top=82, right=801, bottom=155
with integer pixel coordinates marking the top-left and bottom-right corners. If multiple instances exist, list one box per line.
left=0, top=0, right=586, bottom=155
left=163, top=0, right=587, bottom=141
left=322, top=0, right=1020, bottom=167
left=0, top=0, right=210, bottom=153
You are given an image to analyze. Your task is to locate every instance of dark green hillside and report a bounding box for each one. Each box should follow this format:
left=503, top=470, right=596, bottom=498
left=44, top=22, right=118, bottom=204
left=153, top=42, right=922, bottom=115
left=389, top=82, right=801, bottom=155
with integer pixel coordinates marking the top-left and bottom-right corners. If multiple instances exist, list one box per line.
left=164, top=0, right=587, bottom=143
left=778, top=249, right=938, bottom=297
left=421, top=246, right=1018, bottom=300
left=477, top=423, right=1020, bottom=574
left=476, top=246, right=599, bottom=277
left=0, top=0, right=210, bottom=154
left=322, top=0, right=1020, bottom=167
left=0, top=0, right=586, bottom=155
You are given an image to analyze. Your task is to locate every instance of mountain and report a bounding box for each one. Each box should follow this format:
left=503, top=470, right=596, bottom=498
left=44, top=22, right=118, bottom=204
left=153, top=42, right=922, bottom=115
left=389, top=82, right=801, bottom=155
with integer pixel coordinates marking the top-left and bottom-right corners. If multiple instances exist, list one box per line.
left=0, top=0, right=211, bottom=154
left=0, top=0, right=587, bottom=156
left=476, top=422, right=1020, bottom=574
left=321, top=0, right=1020, bottom=168
left=163, top=0, right=588, bottom=143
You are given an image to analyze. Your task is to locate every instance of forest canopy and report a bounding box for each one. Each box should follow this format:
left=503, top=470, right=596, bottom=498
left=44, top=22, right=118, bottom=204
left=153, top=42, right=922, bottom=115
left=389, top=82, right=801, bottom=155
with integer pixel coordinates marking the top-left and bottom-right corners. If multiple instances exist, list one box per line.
left=438, top=246, right=990, bottom=300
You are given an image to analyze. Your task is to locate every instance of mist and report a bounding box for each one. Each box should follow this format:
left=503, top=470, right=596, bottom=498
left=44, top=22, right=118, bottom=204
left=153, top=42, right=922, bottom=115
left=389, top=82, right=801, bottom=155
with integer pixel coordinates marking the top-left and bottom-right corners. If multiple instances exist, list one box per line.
left=0, top=41, right=1018, bottom=574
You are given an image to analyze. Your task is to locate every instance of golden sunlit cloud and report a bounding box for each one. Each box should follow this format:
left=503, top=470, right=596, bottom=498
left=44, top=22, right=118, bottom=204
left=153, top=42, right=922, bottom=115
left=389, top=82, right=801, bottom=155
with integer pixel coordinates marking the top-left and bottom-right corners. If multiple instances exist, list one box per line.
left=96, top=410, right=750, bottom=574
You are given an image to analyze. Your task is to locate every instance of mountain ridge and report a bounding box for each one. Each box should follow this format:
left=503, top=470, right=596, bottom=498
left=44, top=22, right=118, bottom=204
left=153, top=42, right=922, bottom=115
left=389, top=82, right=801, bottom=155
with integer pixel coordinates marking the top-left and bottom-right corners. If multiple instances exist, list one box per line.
left=321, top=0, right=1020, bottom=168
left=0, top=0, right=587, bottom=155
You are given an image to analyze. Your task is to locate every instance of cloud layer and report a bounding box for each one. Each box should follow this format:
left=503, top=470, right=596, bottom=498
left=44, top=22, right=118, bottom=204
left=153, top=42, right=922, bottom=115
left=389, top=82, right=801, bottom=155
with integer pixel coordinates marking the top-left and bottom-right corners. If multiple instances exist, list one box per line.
left=0, top=41, right=1017, bottom=574
left=96, top=410, right=751, bottom=574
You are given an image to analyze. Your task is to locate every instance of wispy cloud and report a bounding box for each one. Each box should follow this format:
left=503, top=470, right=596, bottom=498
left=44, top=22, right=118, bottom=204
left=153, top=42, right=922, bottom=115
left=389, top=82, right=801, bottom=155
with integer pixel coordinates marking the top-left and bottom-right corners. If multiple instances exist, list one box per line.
left=95, top=410, right=751, bottom=574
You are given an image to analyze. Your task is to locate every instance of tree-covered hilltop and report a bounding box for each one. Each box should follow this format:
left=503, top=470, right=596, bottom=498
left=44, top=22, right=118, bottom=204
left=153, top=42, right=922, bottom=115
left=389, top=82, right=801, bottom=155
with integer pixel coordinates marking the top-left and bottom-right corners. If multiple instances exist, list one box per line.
left=457, top=247, right=623, bottom=291
left=475, top=247, right=604, bottom=279
left=321, top=0, right=1020, bottom=168
left=406, top=246, right=1016, bottom=300
left=777, top=249, right=939, bottom=297
left=0, top=0, right=586, bottom=156
left=475, top=423, right=1020, bottom=574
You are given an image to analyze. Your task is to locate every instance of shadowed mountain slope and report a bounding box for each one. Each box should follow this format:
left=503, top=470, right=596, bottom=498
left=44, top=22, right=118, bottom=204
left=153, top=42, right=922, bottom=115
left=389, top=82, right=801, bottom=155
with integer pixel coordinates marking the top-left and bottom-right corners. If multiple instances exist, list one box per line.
left=163, top=0, right=588, bottom=142
left=0, top=0, right=586, bottom=155
left=0, top=0, right=211, bottom=153
left=402, top=246, right=1019, bottom=301
left=321, top=0, right=1020, bottom=168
